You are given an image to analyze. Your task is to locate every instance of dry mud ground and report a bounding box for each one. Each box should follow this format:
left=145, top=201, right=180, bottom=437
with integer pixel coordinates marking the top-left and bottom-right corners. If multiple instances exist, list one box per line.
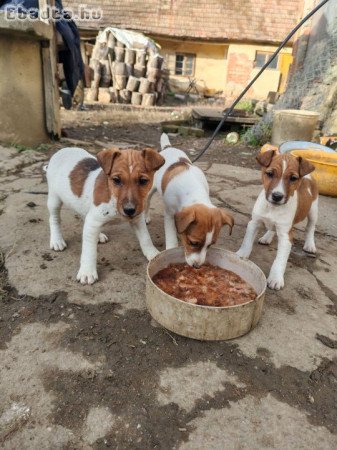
left=0, top=106, right=336, bottom=449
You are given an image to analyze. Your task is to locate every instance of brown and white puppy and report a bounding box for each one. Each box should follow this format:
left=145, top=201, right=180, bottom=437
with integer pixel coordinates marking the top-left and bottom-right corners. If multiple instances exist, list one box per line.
left=46, top=146, right=164, bottom=284
left=237, top=150, right=318, bottom=290
left=145, top=134, right=234, bottom=267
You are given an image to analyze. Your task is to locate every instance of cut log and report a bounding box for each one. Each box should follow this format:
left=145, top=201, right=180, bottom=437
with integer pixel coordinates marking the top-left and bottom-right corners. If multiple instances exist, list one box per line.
left=113, top=75, right=127, bottom=90
left=142, top=93, right=156, bottom=107
left=114, top=47, right=125, bottom=62
left=147, top=68, right=161, bottom=83
left=95, top=42, right=109, bottom=60
left=134, top=65, right=146, bottom=78
left=113, top=88, right=120, bottom=103
left=131, top=92, right=142, bottom=106
left=125, top=48, right=136, bottom=65
left=107, top=32, right=116, bottom=49
left=125, top=64, right=133, bottom=77
left=89, top=81, right=99, bottom=101
left=120, top=89, right=132, bottom=103
left=113, top=62, right=127, bottom=76
left=148, top=55, right=164, bottom=69
left=126, top=76, right=140, bottom=92
left=136, top=50, right=147, bottom=66
left=138, top=78, right=151, bottom=94
left=100, top=60, right=111, bottom=87
left=98, top=87, right=111, bottom=104
left=109, top=87, right=117, bottom=103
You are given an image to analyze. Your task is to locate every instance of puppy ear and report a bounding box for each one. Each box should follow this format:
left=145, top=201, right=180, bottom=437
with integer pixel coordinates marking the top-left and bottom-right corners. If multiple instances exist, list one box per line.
left=97, top=148, right=121, bottom=175
left=297, top=156, right=315, bottom=177
left=256, top=150, right=275, bottom=167
left=142, top=148, right=165, bottom=172
left=174, top=207, right=195, bottom=234
left=219, top=209, right=234, bottom=235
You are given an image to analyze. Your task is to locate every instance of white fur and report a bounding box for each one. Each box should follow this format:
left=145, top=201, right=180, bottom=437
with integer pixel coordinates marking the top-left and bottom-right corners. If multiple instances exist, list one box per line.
left=186, top=229, right=214, bottom=267
left=147, top=134, right=215, bottom=265
left=46, top=147, right=159, bottom=285
left=237, top=183, right=318, bottom=290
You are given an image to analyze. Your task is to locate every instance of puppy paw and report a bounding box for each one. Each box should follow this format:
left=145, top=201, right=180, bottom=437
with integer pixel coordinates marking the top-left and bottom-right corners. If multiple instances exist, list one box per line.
left=267, top=274, right=284, bottom=290
left=258, top=231, right=274, bottom=245
left=98, top=232, right=109, bottom=244
left=144, top=247, right=160, bottom=261
left=76, top=267, right=98, bottom=285
left=50, top=238, right=67, bottom=251
left=236, top=249, right=250, bottom=259
left=145, top=215, right=151, bottom=225
left=303, top=242, right=316, bottom=255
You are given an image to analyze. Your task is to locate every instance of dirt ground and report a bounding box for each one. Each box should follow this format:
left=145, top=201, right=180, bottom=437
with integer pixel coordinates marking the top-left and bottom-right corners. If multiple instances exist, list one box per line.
left=0, top=105, right=336, bottom=449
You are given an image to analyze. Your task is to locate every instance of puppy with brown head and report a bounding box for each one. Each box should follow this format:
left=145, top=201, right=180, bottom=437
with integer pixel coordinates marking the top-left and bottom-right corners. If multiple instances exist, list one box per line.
left=46, top=146, right=164, bottom=285
left=96, top=147, right=164, bottom=218
left=237, top=150, right=318, bottom=290
left=146, top=134, right=234, bottom=267
left=175, top=204, right=233, bottom=267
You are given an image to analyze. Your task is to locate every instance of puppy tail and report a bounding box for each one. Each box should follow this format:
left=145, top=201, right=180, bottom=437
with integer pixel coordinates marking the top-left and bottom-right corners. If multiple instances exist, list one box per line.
left=160, top=133, right=171, bottom=150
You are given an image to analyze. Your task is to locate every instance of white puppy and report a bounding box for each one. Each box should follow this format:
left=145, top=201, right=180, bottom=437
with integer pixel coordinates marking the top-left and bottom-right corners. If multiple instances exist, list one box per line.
left=146, top=134, right=234, bottom=267
left=237, top=150, right=318, bottom=290
left=46, top=146, right=164, bottom=284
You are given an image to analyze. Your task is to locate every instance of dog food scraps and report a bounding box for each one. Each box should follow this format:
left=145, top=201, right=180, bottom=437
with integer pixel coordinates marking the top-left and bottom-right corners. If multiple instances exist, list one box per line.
left=152, top=263, right=256, bottom=307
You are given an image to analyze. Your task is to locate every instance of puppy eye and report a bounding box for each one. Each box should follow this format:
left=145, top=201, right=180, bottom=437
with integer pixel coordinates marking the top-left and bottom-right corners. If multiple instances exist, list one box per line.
left=188, top=240, right=200, bottom=248
left=290, top=175, right=299, bottom=182
left=139, top=177, right=149, bottom=186
left=112, top=176, right=122, bottom=186
left=266, top=171, right=273, bottom=178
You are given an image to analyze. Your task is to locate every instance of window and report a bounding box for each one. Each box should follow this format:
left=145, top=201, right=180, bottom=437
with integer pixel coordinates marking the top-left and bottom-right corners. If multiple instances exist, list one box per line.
left=255, top=51, right=279, bottom=69
left=175, top=53, right=195, bottom=76
left=164, top=52, right=196, bottom=76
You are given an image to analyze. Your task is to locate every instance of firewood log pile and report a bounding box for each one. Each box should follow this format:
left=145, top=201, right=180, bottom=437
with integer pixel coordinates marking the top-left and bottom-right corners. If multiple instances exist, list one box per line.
left=87, top=29, right=166, bottom=106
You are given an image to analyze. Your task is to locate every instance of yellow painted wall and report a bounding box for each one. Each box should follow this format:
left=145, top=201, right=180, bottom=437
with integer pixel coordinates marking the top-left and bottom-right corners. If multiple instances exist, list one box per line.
left=153, top=37, right=293, bottom=100
left=154, top=37, right=228, bottom=94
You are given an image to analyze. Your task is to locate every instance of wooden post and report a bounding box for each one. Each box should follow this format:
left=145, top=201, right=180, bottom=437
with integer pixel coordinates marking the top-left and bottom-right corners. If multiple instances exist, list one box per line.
left=39, top=0, right=61, bottom=137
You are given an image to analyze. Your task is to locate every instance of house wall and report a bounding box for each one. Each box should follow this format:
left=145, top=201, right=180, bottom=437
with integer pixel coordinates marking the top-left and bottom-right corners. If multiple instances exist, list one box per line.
left=154, top=38, right=228, bottom=95
left=0, top=35, right=49, bottom=146
left=154, top=37, right=293, bottom=100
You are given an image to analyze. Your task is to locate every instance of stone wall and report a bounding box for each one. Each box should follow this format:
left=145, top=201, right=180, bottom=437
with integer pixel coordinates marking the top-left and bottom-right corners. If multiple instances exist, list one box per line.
left=276, top=0, right=337, bottom=133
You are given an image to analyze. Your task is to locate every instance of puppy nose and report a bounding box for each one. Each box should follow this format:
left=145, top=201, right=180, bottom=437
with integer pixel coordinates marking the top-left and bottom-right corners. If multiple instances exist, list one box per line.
left=272, top=192, right=284, bottom=203
left=123, top=206, right=136, bottom=216
left=193, top=263, right=200, bottom=269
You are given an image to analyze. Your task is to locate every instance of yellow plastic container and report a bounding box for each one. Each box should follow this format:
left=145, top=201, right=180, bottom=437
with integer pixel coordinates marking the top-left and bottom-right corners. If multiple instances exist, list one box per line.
left=290, top=150, right=337, bottom=197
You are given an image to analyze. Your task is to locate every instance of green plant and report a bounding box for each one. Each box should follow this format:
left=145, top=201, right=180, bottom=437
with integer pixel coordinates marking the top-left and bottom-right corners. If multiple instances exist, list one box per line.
left=12, top=143, right=50, bottom=153
left=243, top=120, right=272, bottom=147
left=235, top=100, right=254, bottom=114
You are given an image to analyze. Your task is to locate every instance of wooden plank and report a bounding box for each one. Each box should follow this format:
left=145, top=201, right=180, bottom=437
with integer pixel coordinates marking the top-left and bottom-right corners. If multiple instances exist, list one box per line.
left=40, top=0, right=61, bottom=137
left=192, top=108, right=258, bottom=125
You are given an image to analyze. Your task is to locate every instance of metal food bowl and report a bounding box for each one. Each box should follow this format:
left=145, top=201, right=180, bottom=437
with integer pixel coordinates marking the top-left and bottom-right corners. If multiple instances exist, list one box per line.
left=146, top=247, right=267, bottom=341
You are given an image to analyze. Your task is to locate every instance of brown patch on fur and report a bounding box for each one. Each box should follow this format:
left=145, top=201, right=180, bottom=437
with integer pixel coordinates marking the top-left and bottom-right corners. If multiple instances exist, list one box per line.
left=94, top=148, right=165, bottom=216
left=175, top=204, right=234, bottom=255
left=93, top=170, right=110, bottom=206
left=257, top=151, right=318, bottom=233
left=161, top=157, right=191, bottom=193
left=293, top=176, right=318, bottom=225
left=69, top=158, right=100, bottom=197
left=258, top=152, right=315, bottom=204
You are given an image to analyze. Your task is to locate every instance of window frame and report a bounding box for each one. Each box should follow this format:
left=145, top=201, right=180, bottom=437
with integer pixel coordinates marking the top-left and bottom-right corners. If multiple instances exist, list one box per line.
left=255, top=51, right=279, bottom=70
left=173, top=52, right=196, bottom=77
